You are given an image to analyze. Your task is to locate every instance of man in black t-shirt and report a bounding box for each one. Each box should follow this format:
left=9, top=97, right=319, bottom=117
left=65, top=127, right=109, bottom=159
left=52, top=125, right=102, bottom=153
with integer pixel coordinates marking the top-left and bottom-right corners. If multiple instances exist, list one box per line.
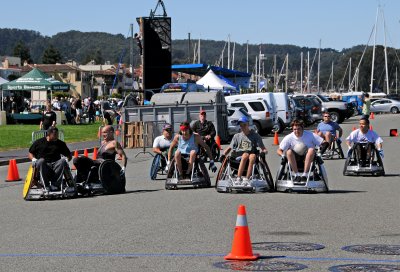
left=192, top=110, right=216, bottom=143
left=40, top=104, right=57, bottom=130
left=28, top=127, right=73, bottom=190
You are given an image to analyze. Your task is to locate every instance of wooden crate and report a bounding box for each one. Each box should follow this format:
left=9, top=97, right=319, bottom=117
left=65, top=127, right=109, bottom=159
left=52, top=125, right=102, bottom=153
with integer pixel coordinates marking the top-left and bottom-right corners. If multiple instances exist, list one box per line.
left=123, top=122, right=144, bottom=148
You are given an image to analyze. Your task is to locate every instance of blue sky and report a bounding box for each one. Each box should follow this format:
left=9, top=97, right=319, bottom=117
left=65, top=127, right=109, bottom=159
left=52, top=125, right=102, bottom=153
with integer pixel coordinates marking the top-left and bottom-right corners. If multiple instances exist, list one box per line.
left=2, top=0, right=400, bottom=50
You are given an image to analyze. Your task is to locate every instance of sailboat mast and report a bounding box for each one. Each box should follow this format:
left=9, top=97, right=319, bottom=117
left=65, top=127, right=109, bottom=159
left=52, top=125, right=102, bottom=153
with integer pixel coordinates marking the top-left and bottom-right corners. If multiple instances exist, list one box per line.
left=307, top=51, right=310, bottom=93
left=370, top=7, right=379, bottom=93
left=285, top=54, right=289, bottom=93
left=227, top=35, right=231, bottom=69
left=317, top=40, right=321, bottom=93
left=331, top=62, right=334, bottom=92
left=382, top=9, right=390, bottom=94
left=198, top=38, right=201, bottom=64
left=232, top=42, right=236, bottom=70
left=349, top=58, right=352, bottom=90
left=300, top=52, right=303, bottom=93
left=246, top=41, right=249, bottom=73
left=130, top=23, right=134, bottom=74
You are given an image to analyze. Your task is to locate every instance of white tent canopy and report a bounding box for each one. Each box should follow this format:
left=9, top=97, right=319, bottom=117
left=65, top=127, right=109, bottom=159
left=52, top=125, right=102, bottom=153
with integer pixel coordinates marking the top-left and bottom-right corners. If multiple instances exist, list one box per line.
left=196, top=69, right=236, bottom=90
left=1, top=77, right=9, bottom=111
left=0, top=77, right=8, bottom=85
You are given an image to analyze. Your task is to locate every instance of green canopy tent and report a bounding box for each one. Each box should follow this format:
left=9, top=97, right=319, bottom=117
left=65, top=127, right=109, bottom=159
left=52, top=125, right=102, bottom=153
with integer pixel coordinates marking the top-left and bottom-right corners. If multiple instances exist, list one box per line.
left=1, top=68, right=70, bottom=106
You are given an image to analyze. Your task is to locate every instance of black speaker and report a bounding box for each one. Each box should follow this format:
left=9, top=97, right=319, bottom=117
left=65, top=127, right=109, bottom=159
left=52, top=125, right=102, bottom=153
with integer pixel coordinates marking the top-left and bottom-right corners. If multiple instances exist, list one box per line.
left=137, top=17, right=171, bottom=91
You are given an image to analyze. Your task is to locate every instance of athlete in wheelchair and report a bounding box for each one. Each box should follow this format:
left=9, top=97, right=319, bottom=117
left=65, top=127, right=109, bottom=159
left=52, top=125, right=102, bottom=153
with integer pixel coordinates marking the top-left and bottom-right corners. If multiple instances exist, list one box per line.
left=315, top=112, right=344, bottom=159
left=276, top=119, right=329, bottom=193
left=25, top=127, right=75, bottom=200
left=165, top=121, right=217, bottom=189
left=150, top=123, right=173, bottom=180
left=343, top=117, right=384, bottom=176
left=192, top=110, right=220, bottom=162
left=216, top=117, right=274, bottom=193
left=73, top=125, right=127, bottom=195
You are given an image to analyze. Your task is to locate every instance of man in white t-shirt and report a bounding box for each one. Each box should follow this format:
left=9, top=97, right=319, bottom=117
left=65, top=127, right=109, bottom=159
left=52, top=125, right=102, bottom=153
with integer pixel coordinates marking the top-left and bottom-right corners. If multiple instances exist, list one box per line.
left=153, top=123, right=173, bottom=170
left=346, top=117, right=383, bottom=163
left=277, top=119, right=327, bottom=182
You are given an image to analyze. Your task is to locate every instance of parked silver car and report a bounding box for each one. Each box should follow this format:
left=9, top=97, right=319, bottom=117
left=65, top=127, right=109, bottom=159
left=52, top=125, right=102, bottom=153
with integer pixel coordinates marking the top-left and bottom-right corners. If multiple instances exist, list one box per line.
left=370, top=99, right=400, bottom=114
left=227, top=107, right=258, bottom=137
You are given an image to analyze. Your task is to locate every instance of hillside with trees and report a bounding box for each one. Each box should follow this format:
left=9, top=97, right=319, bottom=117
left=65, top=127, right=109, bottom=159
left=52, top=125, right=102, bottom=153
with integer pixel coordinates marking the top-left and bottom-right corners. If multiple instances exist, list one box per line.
left=1, top=28, right=399, bottom=92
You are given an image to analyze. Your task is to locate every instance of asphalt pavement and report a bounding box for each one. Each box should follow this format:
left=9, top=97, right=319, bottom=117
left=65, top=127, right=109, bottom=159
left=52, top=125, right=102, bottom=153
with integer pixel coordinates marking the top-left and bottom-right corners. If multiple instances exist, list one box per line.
left=0, top=114, right=399, bottom=272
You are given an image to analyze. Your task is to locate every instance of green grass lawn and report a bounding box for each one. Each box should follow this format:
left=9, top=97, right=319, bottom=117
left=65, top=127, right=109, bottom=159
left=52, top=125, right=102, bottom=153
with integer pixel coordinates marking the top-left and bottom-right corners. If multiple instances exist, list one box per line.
left=0, top=122, right=102, bottom=151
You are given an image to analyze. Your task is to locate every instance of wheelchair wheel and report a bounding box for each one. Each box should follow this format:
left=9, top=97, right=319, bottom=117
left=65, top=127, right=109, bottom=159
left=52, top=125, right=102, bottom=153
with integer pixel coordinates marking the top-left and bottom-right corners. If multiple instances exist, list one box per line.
left=23, top=165, right=35, bottom=200
left=99, top=160, right=125, bottom=194
left=337, top=141, right=345, bottom=159
left=150, top=154, right=162, bottom=180
left=375, top=152, right=385, bottom=176
left=215, top=156, right=229, bottom=188
left=259, top=158, right=275, bottom=191
left=166, top=158, right=176, bottom=179
left=198, top=160, right=211, bottom=187
left=210, top=143, right=220, bottom=162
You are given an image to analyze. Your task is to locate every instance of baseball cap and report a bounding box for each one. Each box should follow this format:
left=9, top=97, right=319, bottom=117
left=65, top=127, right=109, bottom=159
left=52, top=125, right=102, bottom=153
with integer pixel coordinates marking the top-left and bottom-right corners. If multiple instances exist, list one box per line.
left=238, top=116, right=249, bottom=124
left=200, top=110, right=206, bottom=115
left=163, top=123, right=172, bottom=130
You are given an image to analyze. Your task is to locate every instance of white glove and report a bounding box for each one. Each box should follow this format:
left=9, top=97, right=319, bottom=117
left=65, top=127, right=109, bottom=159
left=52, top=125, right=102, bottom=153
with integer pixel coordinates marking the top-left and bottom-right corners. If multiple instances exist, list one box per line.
left=31, top=158, right=37, bottom=166
left=165, top=160, right=170, bottom=171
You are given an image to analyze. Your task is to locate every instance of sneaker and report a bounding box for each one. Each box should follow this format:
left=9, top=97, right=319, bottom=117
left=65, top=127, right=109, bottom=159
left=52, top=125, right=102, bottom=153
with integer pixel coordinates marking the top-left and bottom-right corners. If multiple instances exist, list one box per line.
left=301, top=175, right=308, bottom=182
left=233, top=177, right=242, bottom=186
left=49, top=185, right=59, bottom=191
left=242, top=177, right=250, bottom=186
left=293, top=175, right=302, bottom=183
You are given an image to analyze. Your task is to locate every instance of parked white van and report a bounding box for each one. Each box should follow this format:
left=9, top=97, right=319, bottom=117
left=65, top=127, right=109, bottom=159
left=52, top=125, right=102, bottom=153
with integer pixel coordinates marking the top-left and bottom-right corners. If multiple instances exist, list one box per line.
left=225, top=96, right=274, bottom=135
left=228, top=92, right=291, bottom=133
left=272, top=92, right=293, bottom=132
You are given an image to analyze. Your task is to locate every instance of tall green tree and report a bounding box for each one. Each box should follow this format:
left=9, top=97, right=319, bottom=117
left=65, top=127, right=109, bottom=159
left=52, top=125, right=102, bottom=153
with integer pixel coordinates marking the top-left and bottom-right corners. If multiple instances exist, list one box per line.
left=13, top=41, right=32, bottom=64
left=42, top=44, right=62, bottom=64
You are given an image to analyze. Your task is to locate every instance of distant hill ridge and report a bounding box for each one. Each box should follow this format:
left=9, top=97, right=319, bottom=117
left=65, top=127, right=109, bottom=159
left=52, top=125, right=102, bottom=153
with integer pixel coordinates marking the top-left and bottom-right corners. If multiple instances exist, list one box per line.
left=1, top=28, right=399, bottom=92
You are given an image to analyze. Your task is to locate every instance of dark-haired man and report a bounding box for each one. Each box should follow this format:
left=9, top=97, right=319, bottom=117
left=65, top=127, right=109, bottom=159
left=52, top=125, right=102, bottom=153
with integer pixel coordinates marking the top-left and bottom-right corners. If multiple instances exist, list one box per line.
left=28, top=127, right=73, bottom=191
left=345, top=117, right=383, bottom=163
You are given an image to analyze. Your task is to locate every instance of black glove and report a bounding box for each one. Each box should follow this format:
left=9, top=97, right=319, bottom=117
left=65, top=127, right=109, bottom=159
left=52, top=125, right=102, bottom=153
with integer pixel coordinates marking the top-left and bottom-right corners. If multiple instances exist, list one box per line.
left=260, top=152, right=266, bottom=160
left=219, top=155, right=226, bottom=163
left=209, top=160, right=217, bottom=173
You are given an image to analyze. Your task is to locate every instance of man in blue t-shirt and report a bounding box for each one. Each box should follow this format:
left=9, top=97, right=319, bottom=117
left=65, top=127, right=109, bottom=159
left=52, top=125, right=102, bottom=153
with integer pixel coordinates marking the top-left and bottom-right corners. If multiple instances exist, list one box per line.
left=315, top=112, right=343, bottom=153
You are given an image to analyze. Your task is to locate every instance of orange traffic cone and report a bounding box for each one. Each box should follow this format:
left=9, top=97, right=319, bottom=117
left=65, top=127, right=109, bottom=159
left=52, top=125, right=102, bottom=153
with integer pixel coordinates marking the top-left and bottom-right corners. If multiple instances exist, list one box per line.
left=390, top=129, right=398, bottom=137
left=224, top=205, right=259, bottom=261
left=215, top=135, right=222, bottom=150
left=92, top=147, right=98, bottom=160
left=5, top=159, right=21, bottom=182
left=370, top=112, right=375, bottom=119
left=370, top=125, right=373, bottom=131
left=83, top=149, right=89, bottom=157
left=272, top=131, right=279, bottom=145
left=71, top=150, right=79, bottom=170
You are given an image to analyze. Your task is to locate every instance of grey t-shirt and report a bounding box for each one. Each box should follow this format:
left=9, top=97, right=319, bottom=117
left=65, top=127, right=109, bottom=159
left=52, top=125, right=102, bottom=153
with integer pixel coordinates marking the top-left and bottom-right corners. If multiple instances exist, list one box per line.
left=230, top=131, right=265, bottom=154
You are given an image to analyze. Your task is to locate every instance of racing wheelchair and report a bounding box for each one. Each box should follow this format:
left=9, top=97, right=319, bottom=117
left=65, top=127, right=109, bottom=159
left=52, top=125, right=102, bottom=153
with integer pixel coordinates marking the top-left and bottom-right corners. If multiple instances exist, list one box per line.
left=343, top=142, right=385, bottom=176
left=23, top=159, right=76, bottom=200
left=150, top=153, right=168, bottom=180
left=321, top=137, right=345, bottom=160
left=165, top=155, right=211, bottom=189
left=275, top=151, right=329, bottom=193
left=74, top=159, right=126, bottom=195
left=215, top=153, right=274, bottom=193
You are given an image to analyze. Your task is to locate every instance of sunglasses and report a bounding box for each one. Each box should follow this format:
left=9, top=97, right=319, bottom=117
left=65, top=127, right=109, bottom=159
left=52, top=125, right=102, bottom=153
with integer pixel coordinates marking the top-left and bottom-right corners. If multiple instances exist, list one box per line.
left=324, top=116, right=331, bottom=118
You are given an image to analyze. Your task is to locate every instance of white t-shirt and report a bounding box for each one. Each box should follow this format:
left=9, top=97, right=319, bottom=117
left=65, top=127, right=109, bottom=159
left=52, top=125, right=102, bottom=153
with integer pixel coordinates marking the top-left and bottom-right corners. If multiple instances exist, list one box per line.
left=153, top=135, right=172, bottom=151
left=279, top=130, right=323, bottom=151
left=346, top=129, right=383, bottom=145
